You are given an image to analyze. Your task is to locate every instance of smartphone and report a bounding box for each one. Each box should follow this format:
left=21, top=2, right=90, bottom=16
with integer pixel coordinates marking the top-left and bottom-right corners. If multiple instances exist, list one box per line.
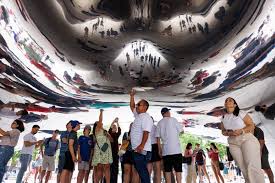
left=140, top=150, right=147, bottom=155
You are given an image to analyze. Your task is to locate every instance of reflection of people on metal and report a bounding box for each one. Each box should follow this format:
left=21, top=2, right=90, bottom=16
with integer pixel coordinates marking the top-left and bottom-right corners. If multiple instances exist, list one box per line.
left=255, top=104, right=275, bottom=120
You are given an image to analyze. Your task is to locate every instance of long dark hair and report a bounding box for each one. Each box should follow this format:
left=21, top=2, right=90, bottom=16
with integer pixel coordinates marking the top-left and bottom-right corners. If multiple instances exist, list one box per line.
left=225, top=97, right=240, bottom=116
left=186, top=143, right=192, bottom=150
left=210, top=142, right=218, bottom=150
left=14, top=119, right=24, bottom=132
left=92, top=121, right=98, bottom=136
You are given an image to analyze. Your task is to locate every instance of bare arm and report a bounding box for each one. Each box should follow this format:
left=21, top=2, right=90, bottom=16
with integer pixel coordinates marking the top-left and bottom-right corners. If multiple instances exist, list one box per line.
left=221, top=122, right=229, bottom=136
left=135, top=131, right=149, bottom=153
left=233, top=114, right=255, bottom=136
left=0, top=128, right=9, bottom=136
left=77, top=145, right=81, bottom=162
left=157, top=137, right=162, bottom=157
left=129, top=89, right=135, bottom=112
left=24, top=141, right=37, bottom=147
left=69, top=139, right=77, bottom=161
left=98, top=109, right=103, bottom=125
left=242, top=114, right=255, bottom=133
left=259, top=139, right=265, bottom=156
left=40, top=143, right=44, bottom=156
left=35, top=140, right=43, bottom=148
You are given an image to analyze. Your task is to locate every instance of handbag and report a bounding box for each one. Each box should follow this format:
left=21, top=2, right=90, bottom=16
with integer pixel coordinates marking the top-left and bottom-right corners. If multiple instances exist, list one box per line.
left=95, top=132, right=109, bottom=153
left=218, top=154, right=224, bottom=170
left=101, top=142, right=109, bottom=152
left=219, top=161, right=224, bottom=170
left=226, top=146, right=234, bottom=161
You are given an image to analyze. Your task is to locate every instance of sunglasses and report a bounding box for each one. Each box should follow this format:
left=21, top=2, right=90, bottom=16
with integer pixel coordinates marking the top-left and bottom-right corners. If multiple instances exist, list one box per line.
left=136, top=103, right=146, bottom=107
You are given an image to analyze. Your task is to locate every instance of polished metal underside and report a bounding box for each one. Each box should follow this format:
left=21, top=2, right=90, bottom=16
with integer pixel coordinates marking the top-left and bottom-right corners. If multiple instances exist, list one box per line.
left=0, top=0, right=274, bottom=110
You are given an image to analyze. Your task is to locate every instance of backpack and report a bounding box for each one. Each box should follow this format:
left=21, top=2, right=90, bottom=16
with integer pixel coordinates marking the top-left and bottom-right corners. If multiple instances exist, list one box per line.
left=45, top=137, right=59, bottom=152
left=196, top=150, right=204, bottom=162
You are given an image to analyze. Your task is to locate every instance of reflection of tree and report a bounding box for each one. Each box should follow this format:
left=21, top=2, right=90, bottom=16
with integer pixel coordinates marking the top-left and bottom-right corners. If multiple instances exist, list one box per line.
left=10, top=150, right=20, bottom=167
left=20, top=42, right=42, bottom=62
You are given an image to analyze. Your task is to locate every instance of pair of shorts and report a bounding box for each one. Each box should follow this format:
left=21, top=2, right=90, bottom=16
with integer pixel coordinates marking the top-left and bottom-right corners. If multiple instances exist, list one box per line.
left=163, top=154, right=182, bottom=172
left=63, top=151, right=75, bottom=172
left=58, top=153, right=66, bottom=173
left=261, top=154, right=271, bottom=169
left=122, top=150, right=133, bottom=165
left=196, top=161, right=204, bottom=166
left=78, top=161, right=90, bottom=171
left=150, top=144, right=161, bottom=162
left=42, top=155, right=55, bottom=171
left=33, top=159, right=42, bottom=168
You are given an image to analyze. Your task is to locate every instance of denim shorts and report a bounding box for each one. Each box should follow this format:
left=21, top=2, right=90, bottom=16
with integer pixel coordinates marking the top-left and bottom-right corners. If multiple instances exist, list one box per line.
left=58, top=153, right=66, bottom=173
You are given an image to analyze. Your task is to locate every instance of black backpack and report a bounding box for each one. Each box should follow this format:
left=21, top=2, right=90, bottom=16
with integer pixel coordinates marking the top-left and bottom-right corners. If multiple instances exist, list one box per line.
left=196, top=150, right=204, bottom=162
left=45, top=137, right=59, bottom=152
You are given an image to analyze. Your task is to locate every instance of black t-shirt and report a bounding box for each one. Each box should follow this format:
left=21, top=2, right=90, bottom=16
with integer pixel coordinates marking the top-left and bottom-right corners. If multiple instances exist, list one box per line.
left=108, top=127, right=121, bottom=160
left=253, top=127, right=268, bottom=155
left=265, top=103, right=275, bottom=120
left=68, top=131, right=78, bottom=153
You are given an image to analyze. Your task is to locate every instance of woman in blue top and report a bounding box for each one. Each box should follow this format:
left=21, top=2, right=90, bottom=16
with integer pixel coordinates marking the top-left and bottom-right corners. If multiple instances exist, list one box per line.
left=77, top=125, right=94, bottom=183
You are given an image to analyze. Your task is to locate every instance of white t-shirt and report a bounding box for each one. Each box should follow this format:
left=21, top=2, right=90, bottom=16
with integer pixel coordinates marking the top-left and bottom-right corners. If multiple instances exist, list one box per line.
left=0, top=129, right=20, bottom=147
left=221, top=111, right=247, bottom=130
left=150, top=125, right=157, bottom=144
left=130, top=109, right=153, bottom=151
left=156, top=117, right=183, bottom=156
left=21, top=133, right=37, bottom=155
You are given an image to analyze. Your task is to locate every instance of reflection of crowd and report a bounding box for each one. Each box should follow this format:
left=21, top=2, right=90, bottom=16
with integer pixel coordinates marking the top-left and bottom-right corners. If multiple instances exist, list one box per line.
left=0, top=3, right=129, bottom=106
left=115, top=40, right=183, bottom=88
left=195, top=29, right=274, bottom=100
left=187, top=70, right=221, bottom=94
left=178, top=14, right=209, bottom=35
left=162, top=14, right=210, bottom=37
left=82, top=17, right=119, bottom=41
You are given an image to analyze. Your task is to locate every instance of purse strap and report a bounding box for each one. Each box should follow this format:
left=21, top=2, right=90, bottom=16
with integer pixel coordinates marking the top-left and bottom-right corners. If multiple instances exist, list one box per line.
left=94, top=131, right=108, bottom=151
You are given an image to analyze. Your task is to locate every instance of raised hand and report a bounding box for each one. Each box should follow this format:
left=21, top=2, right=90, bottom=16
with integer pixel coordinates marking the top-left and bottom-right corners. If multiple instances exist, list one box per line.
left=129, top=89, right=136, bottom=96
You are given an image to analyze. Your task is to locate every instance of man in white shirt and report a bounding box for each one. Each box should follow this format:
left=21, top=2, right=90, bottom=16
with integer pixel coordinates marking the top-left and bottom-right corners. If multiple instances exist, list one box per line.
left=129, top=89, right=153, bottom=183
left=156, top=108, right=184, bottom=183
left=16, top=125, right=43, bottom=183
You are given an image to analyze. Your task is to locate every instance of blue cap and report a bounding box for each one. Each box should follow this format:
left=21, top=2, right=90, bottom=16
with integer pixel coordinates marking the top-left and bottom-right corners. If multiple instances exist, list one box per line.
left=161, top=107, right=171, bottom=115
left=70, top=120, right=82, bottom=128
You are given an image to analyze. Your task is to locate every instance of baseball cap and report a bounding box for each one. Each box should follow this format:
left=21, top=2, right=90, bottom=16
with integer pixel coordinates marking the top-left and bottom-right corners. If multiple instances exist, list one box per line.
left=70, top=120, right=82, bottom=128
left=161, top=107, right=171, bottom=115
left=84, top=124, right=91, bottom=131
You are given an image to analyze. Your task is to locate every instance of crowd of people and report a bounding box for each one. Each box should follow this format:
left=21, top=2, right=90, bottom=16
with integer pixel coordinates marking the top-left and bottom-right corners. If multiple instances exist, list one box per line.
left=0, top=93, right=274, bottom=183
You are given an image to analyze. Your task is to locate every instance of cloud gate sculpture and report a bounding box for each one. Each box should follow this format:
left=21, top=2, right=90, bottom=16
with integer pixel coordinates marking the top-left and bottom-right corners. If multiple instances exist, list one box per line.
left=0, top=0, right=275, bottom=152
